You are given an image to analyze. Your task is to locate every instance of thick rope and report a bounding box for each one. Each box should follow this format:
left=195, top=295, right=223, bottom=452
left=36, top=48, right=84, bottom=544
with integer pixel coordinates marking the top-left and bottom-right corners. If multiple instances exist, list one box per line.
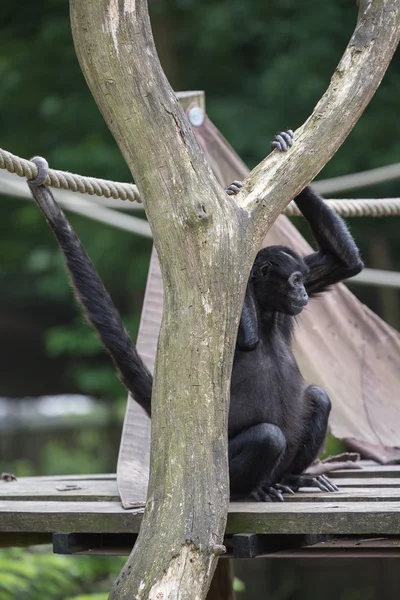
left=0, top=147, right=141, bottom=203
left=285, top=198, right=400, bottom=218
left=1, top=146, right=400, bottom=216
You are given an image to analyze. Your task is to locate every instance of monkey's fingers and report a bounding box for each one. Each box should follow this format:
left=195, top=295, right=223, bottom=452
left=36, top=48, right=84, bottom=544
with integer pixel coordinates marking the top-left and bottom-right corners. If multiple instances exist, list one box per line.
left=313, top=478, right=332, bottom=492
left=271, top=130, right=294, bottom=152
left=251, top=485, right=286, bottom=502
left=317, top=475, right=339, bottom=492
left=283, top=474, right=337, bottom=493
left=250, top=488, right=272, bottom=502
left=305, top=475, right=337, bottom=493
left=275, top=483, right=295, bottom=495
left=265, top=486, right=285, bottom=502
left=225, top=180, right=243, bottom=196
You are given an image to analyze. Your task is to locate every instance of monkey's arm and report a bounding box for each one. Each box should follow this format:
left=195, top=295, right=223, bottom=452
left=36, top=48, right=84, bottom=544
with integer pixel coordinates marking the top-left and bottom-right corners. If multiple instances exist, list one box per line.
left=294, top=187, right=363, bottom=296
left=225, top=181, right=260, bottom=352
left=270, top=130, right=363, bottom=295
left=236, top=284, right=259, bottom=351
left=29, top=184, right=152, bottom=417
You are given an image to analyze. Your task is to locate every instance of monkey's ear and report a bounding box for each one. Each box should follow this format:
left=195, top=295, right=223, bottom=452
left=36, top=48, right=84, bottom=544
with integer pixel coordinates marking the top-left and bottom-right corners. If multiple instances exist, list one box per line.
left=237, top=285, right=259, bottom=352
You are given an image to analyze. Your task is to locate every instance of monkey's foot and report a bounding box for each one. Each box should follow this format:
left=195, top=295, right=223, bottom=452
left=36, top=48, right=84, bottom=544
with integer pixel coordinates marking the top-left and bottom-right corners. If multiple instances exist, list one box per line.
left=271, top=130, right=294, bottom=152
left=250, top=483, right=295, bottom=502
left=279, top=473, right=339, bottom=493
left=225, top=180, right=243, bottom=196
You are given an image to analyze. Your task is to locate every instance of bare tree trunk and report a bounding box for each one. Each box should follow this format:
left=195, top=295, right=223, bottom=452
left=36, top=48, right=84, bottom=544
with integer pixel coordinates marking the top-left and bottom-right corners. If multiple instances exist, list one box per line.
left=69, top=0, right=400, bottom=598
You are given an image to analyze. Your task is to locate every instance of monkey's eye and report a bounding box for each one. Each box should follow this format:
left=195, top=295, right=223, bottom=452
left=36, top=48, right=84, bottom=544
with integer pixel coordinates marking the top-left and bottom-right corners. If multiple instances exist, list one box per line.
left=260, top=262, right=272, bottom=278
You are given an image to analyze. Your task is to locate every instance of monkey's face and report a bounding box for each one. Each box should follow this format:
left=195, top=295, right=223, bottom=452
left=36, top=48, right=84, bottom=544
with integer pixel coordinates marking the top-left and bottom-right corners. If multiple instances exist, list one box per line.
left=251, top=246, right=309, bottom=316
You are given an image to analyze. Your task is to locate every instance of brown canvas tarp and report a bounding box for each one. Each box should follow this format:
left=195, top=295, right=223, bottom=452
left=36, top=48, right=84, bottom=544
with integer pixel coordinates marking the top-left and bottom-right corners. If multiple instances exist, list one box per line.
left=117, top=114, right=400, bottom=508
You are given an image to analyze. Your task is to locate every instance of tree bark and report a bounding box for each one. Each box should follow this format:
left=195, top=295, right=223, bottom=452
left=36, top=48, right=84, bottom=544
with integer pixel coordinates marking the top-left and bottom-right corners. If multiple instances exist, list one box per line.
left=69, top=0, right=400, bottom=598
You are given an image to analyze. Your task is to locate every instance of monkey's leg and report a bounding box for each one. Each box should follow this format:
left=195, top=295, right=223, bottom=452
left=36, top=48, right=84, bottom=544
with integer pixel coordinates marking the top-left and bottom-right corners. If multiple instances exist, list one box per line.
left=229, top=423, right=286, bottom=501
left=278, top=385, right=338, bottom=493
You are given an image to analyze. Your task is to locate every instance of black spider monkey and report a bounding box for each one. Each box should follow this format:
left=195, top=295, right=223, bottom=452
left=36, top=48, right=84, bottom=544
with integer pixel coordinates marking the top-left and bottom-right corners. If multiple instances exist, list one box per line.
left=28, top=130, right=363, bottom=502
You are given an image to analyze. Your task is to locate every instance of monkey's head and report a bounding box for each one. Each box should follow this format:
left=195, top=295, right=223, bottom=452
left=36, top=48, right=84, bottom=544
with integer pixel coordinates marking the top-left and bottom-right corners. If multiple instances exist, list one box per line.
left=251, top=246, right=309, bottom=316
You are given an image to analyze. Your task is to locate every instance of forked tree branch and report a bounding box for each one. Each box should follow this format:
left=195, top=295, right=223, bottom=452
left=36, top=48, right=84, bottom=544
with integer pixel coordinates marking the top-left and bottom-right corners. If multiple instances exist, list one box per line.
left=69, top=1, right=399, bottom=599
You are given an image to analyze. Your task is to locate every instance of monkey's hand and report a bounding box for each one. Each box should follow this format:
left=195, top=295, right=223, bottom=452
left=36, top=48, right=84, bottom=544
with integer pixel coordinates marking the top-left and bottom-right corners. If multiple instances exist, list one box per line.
left=279, top=473, right=339, bottom=493
left=225, top=180, right=243, bottom=196
left=271, top=130, right=294, bottom=152
left=226, top=130, right=293, bottom=197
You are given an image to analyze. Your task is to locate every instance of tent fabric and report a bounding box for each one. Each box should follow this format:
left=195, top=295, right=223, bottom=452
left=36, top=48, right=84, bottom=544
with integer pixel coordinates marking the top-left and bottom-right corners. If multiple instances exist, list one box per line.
left=117, top=113, right=400, bottom=508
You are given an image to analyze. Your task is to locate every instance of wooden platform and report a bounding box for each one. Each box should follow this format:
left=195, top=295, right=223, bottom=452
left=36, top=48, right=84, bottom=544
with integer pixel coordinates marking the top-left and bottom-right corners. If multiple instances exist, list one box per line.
left=2, top=463, right=400, bottom=557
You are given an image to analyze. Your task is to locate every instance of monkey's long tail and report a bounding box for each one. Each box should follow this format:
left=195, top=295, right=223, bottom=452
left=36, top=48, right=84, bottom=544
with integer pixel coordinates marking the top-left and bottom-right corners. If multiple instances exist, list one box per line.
left=29, top=183, right=152, bottom=417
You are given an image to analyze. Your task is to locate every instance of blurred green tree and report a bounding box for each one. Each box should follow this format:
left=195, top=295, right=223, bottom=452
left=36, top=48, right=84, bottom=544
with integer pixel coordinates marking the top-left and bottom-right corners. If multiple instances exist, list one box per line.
left=0, top=546, right=124, bottom=600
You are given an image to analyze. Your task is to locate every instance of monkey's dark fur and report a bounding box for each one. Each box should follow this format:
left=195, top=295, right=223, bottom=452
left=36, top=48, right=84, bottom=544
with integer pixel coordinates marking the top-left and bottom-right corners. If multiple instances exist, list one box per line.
left=29, top=132, right=363, bottom=502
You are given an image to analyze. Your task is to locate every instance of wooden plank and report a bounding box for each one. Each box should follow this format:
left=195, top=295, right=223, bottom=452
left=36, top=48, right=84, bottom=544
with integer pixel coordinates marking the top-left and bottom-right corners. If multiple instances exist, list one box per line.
left=330, top=478, right=400, bottom=487
left=1, top=475, right=399, bottom=506
left=283, top=488, right=400, bottom=502
left=2, top=500, right=400, bottom=536
left=332, top=465, right=400, bottom=478
left=5, top=466, right=399, bottom=486
left=53, top=534, right=400, bottom=558
left=0, top=478, right=119, bottom=502
left=7, top=474, right=116, bottom=482
left=0, top=501, right=142, bottom=534
left=235, top=535, right=400, bottom=559
left=266, top=548, right=400, bottom=558
left=230, top=533, right=327, bottom=558
left=270, top=535, right=400, bottom=558
left=2, top=485, right=399, bottom=503
left=310, top=536, right=400, bottom=548
left=1, top=476, right=399, bottom=501
left=66, top=547, right=400, bottom=558
left=227, top=502, right=400, bottom=535
left=52, top=532, right=137, bottom=554
left=4, top=477, right=399, bottom=502
left=54, top=546, right=400, bottom=558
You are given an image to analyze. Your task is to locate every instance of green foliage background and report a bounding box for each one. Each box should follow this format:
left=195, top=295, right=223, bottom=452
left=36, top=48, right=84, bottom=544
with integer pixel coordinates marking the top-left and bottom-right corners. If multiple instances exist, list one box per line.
left=0, top=1, right=399, bottom=597
left=0, top=547, right=124, bottom=600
